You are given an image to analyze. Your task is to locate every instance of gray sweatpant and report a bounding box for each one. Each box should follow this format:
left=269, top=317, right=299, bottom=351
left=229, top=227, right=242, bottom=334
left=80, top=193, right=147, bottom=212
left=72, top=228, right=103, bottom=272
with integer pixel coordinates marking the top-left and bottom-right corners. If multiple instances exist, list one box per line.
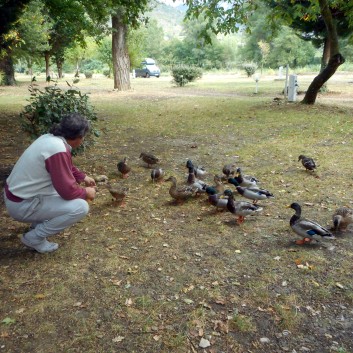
left=4, top=193, right=89, bottom=240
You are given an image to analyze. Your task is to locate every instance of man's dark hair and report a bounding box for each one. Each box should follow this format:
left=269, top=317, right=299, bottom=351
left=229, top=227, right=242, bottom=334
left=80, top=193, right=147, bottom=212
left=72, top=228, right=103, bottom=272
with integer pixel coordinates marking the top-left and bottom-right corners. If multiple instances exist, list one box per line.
left=49, top=113, right=90, bottom=139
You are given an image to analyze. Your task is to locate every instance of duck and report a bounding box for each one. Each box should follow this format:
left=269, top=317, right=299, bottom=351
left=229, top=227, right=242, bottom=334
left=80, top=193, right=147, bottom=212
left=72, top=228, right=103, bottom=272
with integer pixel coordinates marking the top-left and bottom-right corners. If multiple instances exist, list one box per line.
left=186, top=159, right=207, bottom=179
left=151, top=168, right=164, bottom=183
left=298, top=155, right=316, bottom=171
left=117, top=157, right=131, bottom=178
left=213, top=174, right=225, bottom=194
left=235, top=168, right=259, bottom=187
left=140, top=152, right=159, bottom=168
left=206, top=186, right=228, bottom=211
left=224, top=189, right=263, bottom=224
left=187, top=166, right=207, bottom=194
left=222, top=163, right=236, bottom=179
left=236, top=186, right=274, bottom=204
left=106, top=182, right=129, bottom=206
left=288, top=202, right=334, bottom=245
left=332, top=206, right=353, bottom=232
left=228, top=173, right=257, bottom=189
left=166, top=176, right=197, bottom=203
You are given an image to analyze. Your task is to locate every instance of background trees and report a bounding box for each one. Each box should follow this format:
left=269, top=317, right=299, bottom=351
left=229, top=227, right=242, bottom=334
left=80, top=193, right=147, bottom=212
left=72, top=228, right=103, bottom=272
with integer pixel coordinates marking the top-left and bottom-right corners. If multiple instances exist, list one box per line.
left=1, top=0, right=352, bottom=103
left=185, top=0, right=353, bottom=104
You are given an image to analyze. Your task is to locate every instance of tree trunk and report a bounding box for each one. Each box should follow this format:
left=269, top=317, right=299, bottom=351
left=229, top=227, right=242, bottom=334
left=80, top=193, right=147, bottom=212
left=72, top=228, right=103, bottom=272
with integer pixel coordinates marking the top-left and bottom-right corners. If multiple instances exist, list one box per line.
left=0, top=52, right=16, bottom=85
left=302, top=54, right=344, bottom=104
left=45, top=52, right=50, bottom=78
left=56, top=58, right=63, bottom=78
left=302, top=0, right=343, bottom=105
left=112, top=10, right=131, bottom=91
left=321, top=37, right=330, bottom=71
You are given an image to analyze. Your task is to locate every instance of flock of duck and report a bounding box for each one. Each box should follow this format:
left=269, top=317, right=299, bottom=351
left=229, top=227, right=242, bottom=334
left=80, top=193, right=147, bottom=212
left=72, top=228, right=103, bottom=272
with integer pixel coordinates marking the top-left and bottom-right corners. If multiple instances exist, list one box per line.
left=101, top=153, right=353, bottom=246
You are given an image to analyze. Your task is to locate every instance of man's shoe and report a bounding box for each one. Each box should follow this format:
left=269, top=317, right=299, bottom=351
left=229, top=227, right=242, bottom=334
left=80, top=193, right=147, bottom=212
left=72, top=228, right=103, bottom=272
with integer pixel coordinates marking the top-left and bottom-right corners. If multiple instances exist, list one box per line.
left=21, top=234, right=59, bottom=253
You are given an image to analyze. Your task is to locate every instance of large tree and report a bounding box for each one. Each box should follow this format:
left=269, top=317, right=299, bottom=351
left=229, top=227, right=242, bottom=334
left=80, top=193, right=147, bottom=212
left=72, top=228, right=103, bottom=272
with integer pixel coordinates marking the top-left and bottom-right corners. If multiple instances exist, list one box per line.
left=185, top=0, right=352, bottom=104
left=0, top=0, right=31, bottom=85
left=81, top=0, right=150, bottom=91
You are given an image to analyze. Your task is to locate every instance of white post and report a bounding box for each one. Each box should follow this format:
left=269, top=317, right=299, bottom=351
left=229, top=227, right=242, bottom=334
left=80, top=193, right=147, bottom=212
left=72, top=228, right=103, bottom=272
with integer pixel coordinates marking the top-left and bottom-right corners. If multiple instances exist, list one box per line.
left=254, top=74, right=259, bottom=94
left=284, top=64, right=289, bottom=98
left=288, top=74, right=298, bottom=102
left=278, top=66, right=283, bottom=79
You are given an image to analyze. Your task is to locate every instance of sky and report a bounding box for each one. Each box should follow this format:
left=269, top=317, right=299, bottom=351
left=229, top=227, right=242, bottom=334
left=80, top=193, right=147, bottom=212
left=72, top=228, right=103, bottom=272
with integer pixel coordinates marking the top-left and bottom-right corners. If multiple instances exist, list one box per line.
left=161, top=0, right=184, bottom=7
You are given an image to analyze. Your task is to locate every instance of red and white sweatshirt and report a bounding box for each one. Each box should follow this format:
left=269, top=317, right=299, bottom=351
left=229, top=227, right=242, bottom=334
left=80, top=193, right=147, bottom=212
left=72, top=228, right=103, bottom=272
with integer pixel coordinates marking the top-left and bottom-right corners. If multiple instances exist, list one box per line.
left=5, top=134, right=87, bottom=202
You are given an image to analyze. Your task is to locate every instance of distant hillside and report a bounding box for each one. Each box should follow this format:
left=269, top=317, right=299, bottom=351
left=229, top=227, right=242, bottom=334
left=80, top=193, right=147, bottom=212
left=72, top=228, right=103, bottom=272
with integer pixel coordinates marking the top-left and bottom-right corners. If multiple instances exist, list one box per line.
left=147, top=3, right=186, bottom=40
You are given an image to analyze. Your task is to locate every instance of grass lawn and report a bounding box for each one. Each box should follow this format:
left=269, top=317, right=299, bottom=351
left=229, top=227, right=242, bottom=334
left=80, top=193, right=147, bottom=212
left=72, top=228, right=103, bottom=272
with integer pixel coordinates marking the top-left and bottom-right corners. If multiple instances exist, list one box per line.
left=1, top=72, right=353, bottom=353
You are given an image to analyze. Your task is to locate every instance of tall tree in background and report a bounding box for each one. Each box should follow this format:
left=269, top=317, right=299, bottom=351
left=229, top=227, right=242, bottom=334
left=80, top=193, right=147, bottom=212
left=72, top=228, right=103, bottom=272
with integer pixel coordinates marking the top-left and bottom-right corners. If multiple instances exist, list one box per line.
left=14, top=0, right=51, bottom=76
left=0, top=0, right=31, bottom=85
left=43, top=0, right=95, bottom=78
left=185, top=0, right=353, bottom=104
left=81, top=0, right=150, bottom=91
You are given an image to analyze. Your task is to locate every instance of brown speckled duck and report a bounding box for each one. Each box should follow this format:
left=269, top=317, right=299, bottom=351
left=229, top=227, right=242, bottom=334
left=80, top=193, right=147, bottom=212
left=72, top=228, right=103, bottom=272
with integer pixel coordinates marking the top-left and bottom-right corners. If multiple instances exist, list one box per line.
left=298, top=155, right=316, bottom=171
left=117, top=157, right=131, bottom=178
left=332, top=206, right=353, bottom=231
left=106, top=182, right=129, bottom=206
left=140, top=152, right=159, bottom=168
left=166, top=176, right=197, bottom=203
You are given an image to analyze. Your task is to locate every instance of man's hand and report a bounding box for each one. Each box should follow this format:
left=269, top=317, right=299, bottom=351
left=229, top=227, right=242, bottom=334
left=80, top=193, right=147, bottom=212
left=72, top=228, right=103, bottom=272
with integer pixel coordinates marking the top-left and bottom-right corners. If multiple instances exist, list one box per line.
left=86, top=186, right=97, bottom=201
left=84, top=176, right=96, bottom=187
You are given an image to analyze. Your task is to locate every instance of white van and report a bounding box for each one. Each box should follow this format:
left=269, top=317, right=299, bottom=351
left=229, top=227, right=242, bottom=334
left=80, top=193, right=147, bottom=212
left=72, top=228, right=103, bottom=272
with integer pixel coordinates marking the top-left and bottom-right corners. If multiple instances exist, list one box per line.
left=135, top=58, right=161, bottom=78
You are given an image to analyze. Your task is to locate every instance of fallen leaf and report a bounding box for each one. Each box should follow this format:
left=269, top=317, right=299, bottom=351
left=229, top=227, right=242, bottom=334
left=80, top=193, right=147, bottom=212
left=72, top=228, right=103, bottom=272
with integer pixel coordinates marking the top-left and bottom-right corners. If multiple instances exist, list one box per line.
left=125, top=298, right=133, bottom=307
left=183, top=299, right=194, bottom=305
left=1, top=317, right=15, bottom=325
left=34, top=294, right=46, bottom=299
left=199, top=337, right=211, bottom=348
left=335, top=282, right=344, bottom=289
left=112, top=336, right=125, bottom=343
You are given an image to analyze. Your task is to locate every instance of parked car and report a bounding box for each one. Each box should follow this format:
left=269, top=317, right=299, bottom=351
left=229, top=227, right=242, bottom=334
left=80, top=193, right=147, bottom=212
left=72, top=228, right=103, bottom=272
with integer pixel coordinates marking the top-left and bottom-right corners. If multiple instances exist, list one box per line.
left=134, top=58, right=160, bottom=78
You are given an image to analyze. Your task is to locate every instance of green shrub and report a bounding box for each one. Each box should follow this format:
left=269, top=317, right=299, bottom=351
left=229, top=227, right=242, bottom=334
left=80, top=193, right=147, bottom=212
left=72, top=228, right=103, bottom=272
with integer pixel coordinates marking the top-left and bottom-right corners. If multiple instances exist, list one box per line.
left=0, top=71, right=3, bottom=85
left=84, top=71, right=93, bottom=79
left=242, top=62, right=257, bottom=77
left=20, top=81, right=99, bottom=153
left=103, top=69, right=111, bottom=78
left=171, top=65, right=202, bottom=87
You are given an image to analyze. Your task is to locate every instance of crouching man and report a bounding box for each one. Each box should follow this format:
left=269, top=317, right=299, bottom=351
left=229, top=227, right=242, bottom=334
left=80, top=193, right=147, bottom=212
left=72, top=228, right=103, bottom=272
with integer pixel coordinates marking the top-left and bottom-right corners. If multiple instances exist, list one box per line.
left=4, top=113, right=96, bottom=253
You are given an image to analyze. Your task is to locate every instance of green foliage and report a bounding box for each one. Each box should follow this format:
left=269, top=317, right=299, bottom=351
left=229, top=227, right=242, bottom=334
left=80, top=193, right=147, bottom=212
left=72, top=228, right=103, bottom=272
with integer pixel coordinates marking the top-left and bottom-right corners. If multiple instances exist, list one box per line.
left=84, top=71, right=93, bottom=78
left=242, top=62, right=257, bottom=77
left=171, top=65, right=202, bottom=87
left=0, top=71, right=4, bottom=85
left=20, top=81, right=98, bottom=153
left=103, top=69, right=111, bottom=78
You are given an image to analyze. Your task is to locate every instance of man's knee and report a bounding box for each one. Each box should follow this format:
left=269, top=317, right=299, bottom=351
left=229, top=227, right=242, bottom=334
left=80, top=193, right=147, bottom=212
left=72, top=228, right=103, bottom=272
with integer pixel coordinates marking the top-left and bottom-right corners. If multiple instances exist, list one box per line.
left=73, top=199, right=89, bottom=218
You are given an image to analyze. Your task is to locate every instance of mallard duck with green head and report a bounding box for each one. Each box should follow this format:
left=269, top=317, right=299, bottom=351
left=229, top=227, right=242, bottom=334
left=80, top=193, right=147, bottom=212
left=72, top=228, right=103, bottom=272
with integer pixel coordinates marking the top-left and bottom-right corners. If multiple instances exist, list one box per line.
left=186, top=159, right=207, bottom=179
left=224, top=189, right=263, bottom=224
left=234, top=167, right=259, bottom=187
left=288, top=202, right=334, bottom=245
left=187, top=166, right=207, bottom=194
left=166, top=176, right=197, bottom=203
left=206, top=186, right=228, bottom=211
left=236, top=186, right=274, bottom=204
